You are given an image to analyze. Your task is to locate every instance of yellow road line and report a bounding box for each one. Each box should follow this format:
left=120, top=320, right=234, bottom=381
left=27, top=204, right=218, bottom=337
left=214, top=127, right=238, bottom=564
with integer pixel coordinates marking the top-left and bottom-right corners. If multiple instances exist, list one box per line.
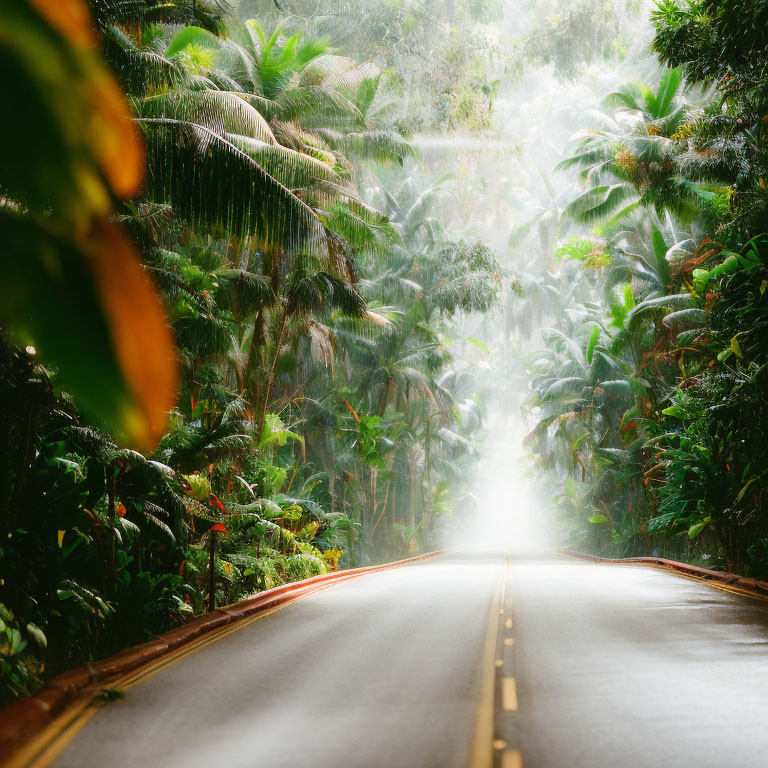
left=501, top=749, right=523, bottom=768
left=495, top=555, right=523, bottom=768
left=469, top=567, right=504, bottom=768
left=502, top=677, right=518, bottom=711
left=112, top=593, right=305, bottom=692
left=8, top=581, right=343, bottom=768
left=8, top=697, right=103, bottom=768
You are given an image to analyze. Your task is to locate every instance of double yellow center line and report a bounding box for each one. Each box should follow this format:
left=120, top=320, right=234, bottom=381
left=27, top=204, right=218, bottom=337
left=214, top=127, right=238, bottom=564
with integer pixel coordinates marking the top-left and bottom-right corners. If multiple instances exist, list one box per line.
left=493, top=554, right=522, bottom=768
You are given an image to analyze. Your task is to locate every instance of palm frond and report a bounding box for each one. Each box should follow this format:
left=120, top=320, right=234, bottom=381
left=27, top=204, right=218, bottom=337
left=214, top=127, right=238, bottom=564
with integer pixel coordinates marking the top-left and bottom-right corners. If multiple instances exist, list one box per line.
left=140, top=90, right=278, bottom=144
left=227, top=134, right=341, bottom=187
left=138, top=118, right=327, bottom=253
left=91, top=0, right=232, bottom=34
left=563, top=184, right=638, bottom=224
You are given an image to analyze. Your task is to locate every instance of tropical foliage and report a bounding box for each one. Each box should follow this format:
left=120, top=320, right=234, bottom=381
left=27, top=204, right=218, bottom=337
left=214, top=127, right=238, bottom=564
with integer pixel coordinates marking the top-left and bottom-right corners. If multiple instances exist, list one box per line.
left=521, top=0, right=768, bottom=577
left=0, top=0, right=500, bottom=703
left=6, top=0, right=768, bottom=711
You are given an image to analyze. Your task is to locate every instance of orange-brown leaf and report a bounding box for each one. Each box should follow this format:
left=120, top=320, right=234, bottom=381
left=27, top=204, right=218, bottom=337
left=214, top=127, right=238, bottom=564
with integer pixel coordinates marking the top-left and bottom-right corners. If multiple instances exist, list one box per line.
left=87, top=218, right=178, bottom=450
left=28, top=0, right=94, bottom=46
left=88, top=71, right=145, bottom=199
left=30, top=0, right=144, bottom=200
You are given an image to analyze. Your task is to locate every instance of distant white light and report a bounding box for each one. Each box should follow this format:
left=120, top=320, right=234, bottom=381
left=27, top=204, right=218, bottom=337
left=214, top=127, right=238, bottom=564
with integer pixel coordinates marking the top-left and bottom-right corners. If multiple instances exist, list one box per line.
left=25, top=346, right=36, bottom=355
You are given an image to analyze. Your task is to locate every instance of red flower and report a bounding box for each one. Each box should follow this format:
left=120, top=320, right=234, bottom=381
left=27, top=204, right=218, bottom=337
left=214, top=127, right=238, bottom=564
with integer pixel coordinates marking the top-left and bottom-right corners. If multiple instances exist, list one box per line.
left=115, top=503, right=127, bottom=518
left=211, top=523, right=227, bottom=533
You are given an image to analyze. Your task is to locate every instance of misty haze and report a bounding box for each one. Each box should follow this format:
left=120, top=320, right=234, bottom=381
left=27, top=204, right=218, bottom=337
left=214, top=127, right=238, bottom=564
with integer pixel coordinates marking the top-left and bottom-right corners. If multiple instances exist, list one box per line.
left=2, top=0, right=767, bottom=766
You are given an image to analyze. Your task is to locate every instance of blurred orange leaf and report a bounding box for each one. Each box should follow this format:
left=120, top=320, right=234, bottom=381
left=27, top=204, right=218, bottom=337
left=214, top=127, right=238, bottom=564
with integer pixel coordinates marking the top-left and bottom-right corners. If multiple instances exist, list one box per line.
left=87, top=218, right=178, bottom=450
left=27, top=0, right=144, bottom=203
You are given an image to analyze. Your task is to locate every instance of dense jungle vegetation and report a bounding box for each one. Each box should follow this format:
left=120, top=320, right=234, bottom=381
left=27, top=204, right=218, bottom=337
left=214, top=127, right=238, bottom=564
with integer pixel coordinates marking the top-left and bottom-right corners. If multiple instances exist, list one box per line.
left=0, top=0, right=501, bottom=702
left=2, top=0, right=768, bottom=705
left=521, top=0, right=768, bottom=577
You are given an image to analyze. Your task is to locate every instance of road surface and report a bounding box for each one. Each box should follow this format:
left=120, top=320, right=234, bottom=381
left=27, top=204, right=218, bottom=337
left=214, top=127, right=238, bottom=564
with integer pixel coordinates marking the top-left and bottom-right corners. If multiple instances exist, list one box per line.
left=38, top=553, right=768, bottom=767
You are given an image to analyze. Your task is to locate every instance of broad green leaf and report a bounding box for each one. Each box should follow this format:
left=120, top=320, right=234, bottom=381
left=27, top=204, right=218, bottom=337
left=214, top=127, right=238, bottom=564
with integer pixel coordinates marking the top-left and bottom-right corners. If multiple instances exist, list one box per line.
left=585, top=325, right=600, bottom=364
left=653, top=68, right=682, bottom=118
left=26, top=622, right=47, bottom=650
left=0, top=211, right=177, bottom=449
left=599, top=380, right=633, bottom=398
left=466, top=336, right=489, bottom=356
left=624, top=293, right=695, bottom=328
left=688, top=521, right=707, bottom=540
left=735, top=477, right=758, bottom=504
left=165, top=25, right=222, bottom=58
left=623, top=284, right=635, bottom=311
left=662, top=308, right=708, bottom=329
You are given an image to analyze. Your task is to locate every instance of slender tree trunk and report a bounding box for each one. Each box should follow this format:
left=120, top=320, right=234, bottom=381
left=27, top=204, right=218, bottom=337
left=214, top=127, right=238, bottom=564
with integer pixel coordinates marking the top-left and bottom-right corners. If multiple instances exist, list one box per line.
left=424, top=419, right=432, bottom=516
left=244, top=248, right=281, bottom=403
left=390, top=483, right=397, bottom=550
left=243, top=307, right=266, bottom=396
left=369, top=468, right=378, bottom=546
left=105, top=466, right=116, bottom=597
left=378, top=376, right=391, bottom=417
left=12, top=407, right=36, bottom=527
left=208, top=530, right=216, bottom=613
left=259, top=307, right=289, bottom=433
left=408, top=463, right=417, bottom=529
left=371, top=479, right=391, bottom=539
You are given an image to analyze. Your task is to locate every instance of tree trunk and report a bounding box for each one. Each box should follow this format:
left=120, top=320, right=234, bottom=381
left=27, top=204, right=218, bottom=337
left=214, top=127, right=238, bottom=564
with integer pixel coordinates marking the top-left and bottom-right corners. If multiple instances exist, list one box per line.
left=259, top=307, right=289, bottom=433
left=378, top=376, right=391, bottom=417
left=105, top=466, right=116, bottom=597
left=369, top=468, right=378, bottom=546
left=208, top=530, right=216, bottom=613
left=424, top=418, right=432, bottom=515
left=243, top=309, right=264, bottom=396
left=408, top=462, right=417, bottom=529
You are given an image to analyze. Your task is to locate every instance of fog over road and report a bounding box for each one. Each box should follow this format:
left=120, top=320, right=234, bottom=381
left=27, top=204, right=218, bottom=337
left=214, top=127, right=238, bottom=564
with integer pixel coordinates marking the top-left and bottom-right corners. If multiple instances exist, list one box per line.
left=46, top=554, right=768, bottom=768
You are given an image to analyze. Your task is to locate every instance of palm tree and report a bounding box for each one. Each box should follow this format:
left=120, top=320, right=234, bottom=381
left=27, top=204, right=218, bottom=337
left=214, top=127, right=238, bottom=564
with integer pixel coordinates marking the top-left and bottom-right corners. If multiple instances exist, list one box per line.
left=558, top=69, right=707, bottom=227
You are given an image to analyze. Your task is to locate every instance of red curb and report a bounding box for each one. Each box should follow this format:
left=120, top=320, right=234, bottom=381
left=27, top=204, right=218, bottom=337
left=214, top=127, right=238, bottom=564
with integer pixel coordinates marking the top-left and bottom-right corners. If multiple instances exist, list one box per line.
left=0, top=550, right=445, bottom=765
left=560, top=549, right=768, bottom=597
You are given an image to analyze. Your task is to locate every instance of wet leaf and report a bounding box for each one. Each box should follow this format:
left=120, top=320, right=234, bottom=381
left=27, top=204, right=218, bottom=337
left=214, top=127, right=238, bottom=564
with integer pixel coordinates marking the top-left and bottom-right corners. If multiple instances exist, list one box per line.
left=0, top=210, right=176, bottom=450
left=585, top=325, right=600, bottom=364
left=1, top=0, right=143, bottom=218
left=86, top=219, right=178, bottom=449
left=688, top=521, right=706, bottom=540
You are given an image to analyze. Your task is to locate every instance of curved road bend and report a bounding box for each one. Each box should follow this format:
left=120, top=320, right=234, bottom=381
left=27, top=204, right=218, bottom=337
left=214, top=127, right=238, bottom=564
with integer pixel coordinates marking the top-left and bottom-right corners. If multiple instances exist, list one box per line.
left=35, top=553, right=768, bottom=768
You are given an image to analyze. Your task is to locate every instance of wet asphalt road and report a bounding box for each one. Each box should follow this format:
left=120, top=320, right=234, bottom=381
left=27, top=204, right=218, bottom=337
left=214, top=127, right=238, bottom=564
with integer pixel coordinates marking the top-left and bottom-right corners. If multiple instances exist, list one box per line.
left=501, top=558, right=768, bottom=768
left=49, top=554, right=768, bottom=768
left=52, top=556, right=499, bottom=768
